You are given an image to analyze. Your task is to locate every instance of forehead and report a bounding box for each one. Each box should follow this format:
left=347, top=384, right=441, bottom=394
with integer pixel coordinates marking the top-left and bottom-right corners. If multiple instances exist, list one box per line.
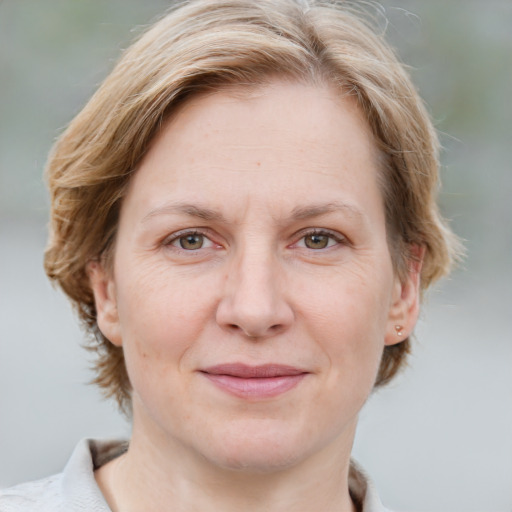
left=163, top=80, right=374, bottom=153
left=124, top=80, right=382, bottom=223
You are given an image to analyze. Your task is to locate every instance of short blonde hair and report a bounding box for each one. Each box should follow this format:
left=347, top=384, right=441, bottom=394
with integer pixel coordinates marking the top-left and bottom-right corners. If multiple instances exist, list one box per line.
left=45, top=0, right=460, bottom=411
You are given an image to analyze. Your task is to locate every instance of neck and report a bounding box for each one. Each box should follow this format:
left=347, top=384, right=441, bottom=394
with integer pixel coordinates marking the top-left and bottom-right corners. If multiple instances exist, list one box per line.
left=95, top=419, right=358, bottom=512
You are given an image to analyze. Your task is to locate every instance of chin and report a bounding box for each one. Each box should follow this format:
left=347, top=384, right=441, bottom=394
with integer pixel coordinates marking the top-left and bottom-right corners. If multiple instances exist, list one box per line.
left=214, top=445, right=304, bottom=474
left=198, top=419, right=321, bottom=474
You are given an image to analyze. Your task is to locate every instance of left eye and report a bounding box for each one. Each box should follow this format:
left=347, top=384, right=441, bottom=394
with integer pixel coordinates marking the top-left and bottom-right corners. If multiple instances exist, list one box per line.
left=168, top=232, right=215, bottom=250
left=298, top=232, right=341, bottom=250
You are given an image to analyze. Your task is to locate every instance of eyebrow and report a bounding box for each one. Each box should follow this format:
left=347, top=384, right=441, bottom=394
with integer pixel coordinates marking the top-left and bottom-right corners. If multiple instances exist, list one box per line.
left=141, top=203, right=228, bottom=224
left=289, top=201, right=365, bottom=222
left=141, top=200, right=364, bottom=224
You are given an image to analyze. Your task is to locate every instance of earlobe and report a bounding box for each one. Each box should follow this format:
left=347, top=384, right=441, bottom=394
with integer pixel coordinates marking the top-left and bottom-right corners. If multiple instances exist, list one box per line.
left=385, top=245, right=425, bottom=346
left=87, top=261, right=122, bottom=346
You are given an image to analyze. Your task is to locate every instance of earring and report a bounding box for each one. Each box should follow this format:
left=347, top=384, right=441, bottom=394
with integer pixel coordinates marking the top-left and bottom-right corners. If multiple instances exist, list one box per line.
left=395, top=325, right=404, bottom=337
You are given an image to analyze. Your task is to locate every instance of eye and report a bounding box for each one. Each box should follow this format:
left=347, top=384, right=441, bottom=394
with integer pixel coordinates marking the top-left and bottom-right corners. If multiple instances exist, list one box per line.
left=165, top=231, right=216, bottom=251
left=296, top=230, right=344, bottom=250
left=177, top=233, right=204, bottom=250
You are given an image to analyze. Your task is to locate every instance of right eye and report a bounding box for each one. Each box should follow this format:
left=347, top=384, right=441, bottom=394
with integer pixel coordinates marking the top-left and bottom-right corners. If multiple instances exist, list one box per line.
left=174, top=233, right=205, bottom=250
left=302, top=233, right=336, bottom=250
left=164, top=230, right=216, bottom=251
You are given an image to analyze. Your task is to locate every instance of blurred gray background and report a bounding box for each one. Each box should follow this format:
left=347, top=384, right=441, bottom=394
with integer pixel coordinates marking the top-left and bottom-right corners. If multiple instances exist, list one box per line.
left=1, top=1, right=511, bottom=511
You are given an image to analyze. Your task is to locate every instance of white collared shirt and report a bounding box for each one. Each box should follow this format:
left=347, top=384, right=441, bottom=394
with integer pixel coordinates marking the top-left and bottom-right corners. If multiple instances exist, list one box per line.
left=0, top=439, right=391, bottom=511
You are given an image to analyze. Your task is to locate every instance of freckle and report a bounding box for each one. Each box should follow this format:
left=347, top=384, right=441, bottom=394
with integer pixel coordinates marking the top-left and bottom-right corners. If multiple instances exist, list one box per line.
left=256, top=161, right=261, bottom=166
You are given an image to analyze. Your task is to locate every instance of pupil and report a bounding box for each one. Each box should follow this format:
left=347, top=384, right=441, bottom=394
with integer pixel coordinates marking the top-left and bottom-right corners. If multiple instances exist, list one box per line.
left=180, top=234, right=203, bottom=250
left=306, top=234, right=328, bottom=249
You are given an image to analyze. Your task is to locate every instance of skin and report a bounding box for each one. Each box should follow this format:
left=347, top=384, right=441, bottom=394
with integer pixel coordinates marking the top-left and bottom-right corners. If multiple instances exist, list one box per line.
left=89, top=81, right=421, bottom=512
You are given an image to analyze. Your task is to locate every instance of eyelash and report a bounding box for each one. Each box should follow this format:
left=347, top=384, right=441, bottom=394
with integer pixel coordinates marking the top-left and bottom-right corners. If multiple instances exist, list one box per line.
left=293, top=229, right=347, bottom=250
left=162, top=228, right=347, bottom=252
left=162, top=229, right=216, bottom=251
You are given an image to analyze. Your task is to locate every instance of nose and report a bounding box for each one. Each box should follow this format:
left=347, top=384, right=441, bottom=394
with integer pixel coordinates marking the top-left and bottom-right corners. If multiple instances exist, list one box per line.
left=216, top=249, right=294, bottom=339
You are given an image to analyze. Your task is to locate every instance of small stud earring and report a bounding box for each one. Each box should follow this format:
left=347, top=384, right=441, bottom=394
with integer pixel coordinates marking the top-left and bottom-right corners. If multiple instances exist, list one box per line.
left=395, top=325, right=404, bottom=337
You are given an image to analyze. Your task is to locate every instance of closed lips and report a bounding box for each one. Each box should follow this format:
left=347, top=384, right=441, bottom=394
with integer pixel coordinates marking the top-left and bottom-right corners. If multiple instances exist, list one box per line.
left=201, top=363, right=307, bottom=378
left=200, top=364, right=309, bottom=399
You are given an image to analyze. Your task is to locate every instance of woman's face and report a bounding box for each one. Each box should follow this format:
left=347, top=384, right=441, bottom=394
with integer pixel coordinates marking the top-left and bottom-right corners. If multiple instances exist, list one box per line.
left=91, top=81, right=419, bottom=472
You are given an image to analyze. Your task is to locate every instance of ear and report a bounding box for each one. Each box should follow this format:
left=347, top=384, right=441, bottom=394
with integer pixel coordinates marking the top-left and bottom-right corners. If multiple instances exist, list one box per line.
left=87, top=260, right=122, bottom=347
left=385, top=245, right=425, bottom=346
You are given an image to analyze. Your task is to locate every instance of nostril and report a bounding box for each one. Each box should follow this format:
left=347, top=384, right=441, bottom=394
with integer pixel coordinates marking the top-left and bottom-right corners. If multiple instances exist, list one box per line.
left=225, top=322, right=281, bottom=340
left=215, top=288, right=294, bottom=339
left=227, top=324, right=251, bottom=336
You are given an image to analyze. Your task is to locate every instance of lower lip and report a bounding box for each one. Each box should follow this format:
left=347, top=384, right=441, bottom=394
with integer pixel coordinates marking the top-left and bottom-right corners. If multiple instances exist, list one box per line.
left=202, top=373, right=307, bottom=399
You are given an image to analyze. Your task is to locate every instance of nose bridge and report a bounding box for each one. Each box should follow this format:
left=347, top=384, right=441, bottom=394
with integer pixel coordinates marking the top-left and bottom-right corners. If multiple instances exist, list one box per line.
left=236, top=243, right=276, bottom=301
left=216, top=237, right=292, bottom=338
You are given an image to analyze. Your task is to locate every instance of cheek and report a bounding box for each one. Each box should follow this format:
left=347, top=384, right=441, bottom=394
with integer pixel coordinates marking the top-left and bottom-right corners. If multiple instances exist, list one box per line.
left=113, top=259, right=228, bottom=391
left=115, top=275, right=208, bottom=417
left=298, top=265, right=392, bottom=379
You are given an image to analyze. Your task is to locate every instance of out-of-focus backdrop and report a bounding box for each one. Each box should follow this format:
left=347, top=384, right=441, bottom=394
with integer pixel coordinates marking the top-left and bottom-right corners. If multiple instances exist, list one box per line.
left=1, top=1, right=511, bottom=510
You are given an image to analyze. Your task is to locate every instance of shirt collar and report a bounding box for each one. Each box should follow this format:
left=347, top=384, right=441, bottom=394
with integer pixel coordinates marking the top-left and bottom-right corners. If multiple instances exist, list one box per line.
left=62, top=439, right=389, bottom=512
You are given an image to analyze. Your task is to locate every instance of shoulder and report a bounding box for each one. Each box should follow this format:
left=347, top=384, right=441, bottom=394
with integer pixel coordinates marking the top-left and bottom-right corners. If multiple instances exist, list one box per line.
left=0, top=474, right=64, bottom=512
left=0, top=439, right=126, bottom=512
left=349, top=459, right=394, bottom=512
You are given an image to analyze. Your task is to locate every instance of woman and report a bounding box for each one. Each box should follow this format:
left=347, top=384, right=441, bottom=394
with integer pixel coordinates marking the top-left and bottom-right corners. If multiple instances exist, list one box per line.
left=1, top=0, right=459, bottom=510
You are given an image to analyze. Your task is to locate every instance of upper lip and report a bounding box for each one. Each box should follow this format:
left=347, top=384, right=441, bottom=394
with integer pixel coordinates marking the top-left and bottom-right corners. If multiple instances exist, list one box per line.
left=201, top=363, right=307, bottom=378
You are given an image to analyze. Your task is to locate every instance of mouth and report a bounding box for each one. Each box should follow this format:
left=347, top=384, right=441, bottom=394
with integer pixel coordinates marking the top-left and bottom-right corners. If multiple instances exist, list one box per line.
left=200, top=363, right=309, bottom=399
